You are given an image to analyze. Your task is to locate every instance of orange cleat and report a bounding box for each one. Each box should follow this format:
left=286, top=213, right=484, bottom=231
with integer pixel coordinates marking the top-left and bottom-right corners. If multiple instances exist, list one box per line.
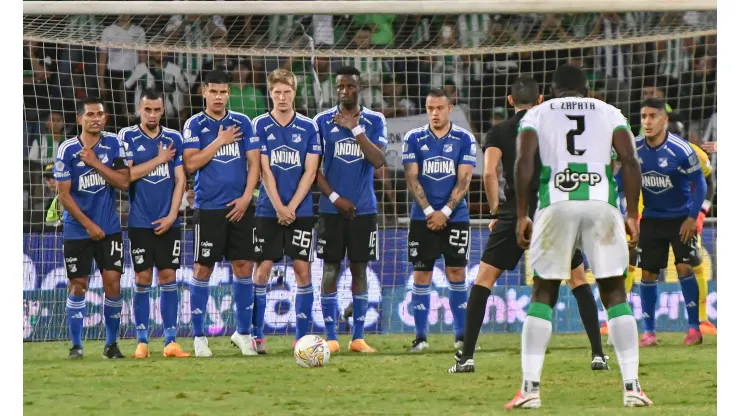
left=163, top=342, right=191, bottom=358
left=700, top=321, right=717, bottom=335
left=600, top=322, right=609, bottom=335
left=327, top=340, right=340, bottom=354
left=505, top=391, right=541, bottom=410
left=639, top=333, right=658, bottom=347
left=132, top=343, right=150, bottom=359
left=684, top=328, right=703, bottom=345
left=348, top=339, right=376, bottom=353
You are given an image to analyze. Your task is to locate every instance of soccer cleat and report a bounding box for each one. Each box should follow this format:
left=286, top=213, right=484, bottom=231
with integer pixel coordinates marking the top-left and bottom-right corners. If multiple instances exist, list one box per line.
left=327, top=340, right=340, bottom=354
left=132, top=342, right=150, bottom=359
left=684, top=328, right=703, bottom=345
left=591, top=354, right=610, bottom=371
left=700, top=321, right=717, bottom=335
left=103, top=342, right=125, bottom=359
left=163, top=342, right=190, bottom=358
left=193, top=336, right=213, bottom=357
left=505, top=391, right=541, bottom=410
left=254, top=338, right=267, bottom=355
left=406, top=338, right=429, bottom=353
left=448, top=358, right=475, bottom=373
left=348, top=339, right=376, bottom=353
left=624, top=390, right=653, bottom=407
left=68, top=345, right=83, bottom=360
left=453, top=340, right=481, bottom=351
left=600, top=322, right=609, bottom=335
left=230, top=332, right=258, bottom=356
left=639, top=333, right=658, bottom=347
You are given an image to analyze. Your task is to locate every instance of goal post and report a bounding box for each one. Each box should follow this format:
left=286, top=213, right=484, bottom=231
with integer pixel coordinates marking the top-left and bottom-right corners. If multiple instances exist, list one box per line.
left=23, top=2, right=718, bottom=342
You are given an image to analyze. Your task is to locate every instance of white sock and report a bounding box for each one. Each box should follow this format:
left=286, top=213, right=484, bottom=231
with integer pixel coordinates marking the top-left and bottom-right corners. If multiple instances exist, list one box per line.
left=521, top=315, right=552, bottom=393
left=608, top=315, right=640, bottom=386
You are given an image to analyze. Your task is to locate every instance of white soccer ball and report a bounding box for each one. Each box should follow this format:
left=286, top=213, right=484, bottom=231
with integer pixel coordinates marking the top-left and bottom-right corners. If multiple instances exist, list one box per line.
left=294, top=334, right=331, bottom=368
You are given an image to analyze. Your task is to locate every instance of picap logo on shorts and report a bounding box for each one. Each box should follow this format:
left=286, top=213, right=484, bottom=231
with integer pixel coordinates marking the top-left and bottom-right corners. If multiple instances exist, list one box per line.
left=554, top=169, right=602, bottom=192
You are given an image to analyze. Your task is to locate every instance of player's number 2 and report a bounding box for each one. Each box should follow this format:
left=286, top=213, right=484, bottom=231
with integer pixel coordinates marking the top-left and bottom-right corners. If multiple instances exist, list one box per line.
left=565, top=115, right=586, bottom=156
left=292, top=230, right=312, bottom=249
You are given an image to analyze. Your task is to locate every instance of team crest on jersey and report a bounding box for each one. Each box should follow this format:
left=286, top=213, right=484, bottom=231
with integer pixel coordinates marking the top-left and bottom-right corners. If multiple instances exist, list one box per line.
left=658, top=157, right=668, bottom=168
left=77, top=168, right=108, bottom=194
left=422, top=156, right=456, bottom=181
left=98, top=154, right=109, bottom=164
left=334, top=138, right=365, bottom=164
left=142, top=163, right=171, bottom=185
left=443, top=143, right=453, bottom=153
left=642, top=171, right=673, bottom=194
left=213, top=142, right=241, bottom=164
left=292, top=134, right=302, bottom=143
left=270, top=145, right=301, bottom=171
left=554, top=169, right=602, bottom=192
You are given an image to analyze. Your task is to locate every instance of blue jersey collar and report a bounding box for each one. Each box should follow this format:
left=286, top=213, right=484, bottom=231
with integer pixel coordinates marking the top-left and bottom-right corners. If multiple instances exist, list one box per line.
left=203, top=110, right=230, bottom=123
left=645, top=131, right=668, bottom=151
left=138, top=124, right=163, bottom=141
left=428, top=123, right=453, bottom=140
left=269, top=110, right=297, bottom=128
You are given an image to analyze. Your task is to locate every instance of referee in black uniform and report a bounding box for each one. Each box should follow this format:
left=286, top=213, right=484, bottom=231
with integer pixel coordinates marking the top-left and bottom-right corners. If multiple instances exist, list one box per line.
left=448, top=76, right=608, bottom=373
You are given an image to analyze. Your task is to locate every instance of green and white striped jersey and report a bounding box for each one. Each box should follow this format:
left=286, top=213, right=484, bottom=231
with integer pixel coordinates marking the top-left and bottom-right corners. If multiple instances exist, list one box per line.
left=518, top=97, right=629, bottom=210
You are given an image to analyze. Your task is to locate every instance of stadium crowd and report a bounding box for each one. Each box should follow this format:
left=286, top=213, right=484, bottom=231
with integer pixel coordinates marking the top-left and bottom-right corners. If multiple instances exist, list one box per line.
left=22, top=10, right=718, bottom=231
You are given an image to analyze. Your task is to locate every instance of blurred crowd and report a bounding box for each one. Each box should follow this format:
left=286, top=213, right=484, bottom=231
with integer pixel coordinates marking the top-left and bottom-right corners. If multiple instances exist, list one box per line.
left=22, top=10, right=718, bottom=231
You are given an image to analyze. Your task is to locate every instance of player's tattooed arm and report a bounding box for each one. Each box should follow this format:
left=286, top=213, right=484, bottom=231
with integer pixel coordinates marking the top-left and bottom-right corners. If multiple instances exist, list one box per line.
left=56, top=180, right=105, bottom=240
left=446, top=165, right=473, bottom=210
left=404, top=162, right=431, bottom=210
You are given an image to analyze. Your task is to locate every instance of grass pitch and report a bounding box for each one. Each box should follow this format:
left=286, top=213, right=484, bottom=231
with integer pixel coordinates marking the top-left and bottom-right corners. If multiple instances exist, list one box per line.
left=24, top=333, right=716, bottom=416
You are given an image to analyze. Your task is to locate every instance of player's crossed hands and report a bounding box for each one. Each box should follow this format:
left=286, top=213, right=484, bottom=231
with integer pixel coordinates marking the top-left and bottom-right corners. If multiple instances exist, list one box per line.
left=217, top=125, right=242, bottom=145
left=426, top=211, right=447, bottom=231
left=277, top=205, right=296, bottom=226
left=156, top=142, right=176, bottom=164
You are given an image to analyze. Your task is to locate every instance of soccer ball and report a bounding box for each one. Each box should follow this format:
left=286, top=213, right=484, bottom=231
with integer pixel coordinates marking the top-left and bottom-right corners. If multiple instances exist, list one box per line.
left=294, top=335, right=331, bottom=368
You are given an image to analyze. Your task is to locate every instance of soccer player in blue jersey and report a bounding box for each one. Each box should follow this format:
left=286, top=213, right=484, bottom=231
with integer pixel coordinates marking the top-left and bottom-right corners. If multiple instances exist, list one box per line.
left=54, top=97, right=131, bottom=359
left=636, top=98, right=708, bottom=347
left=120, top=89, right=189, bottom=359
left=182, top=70, right=261, bottom=357
left=314, top=66, right=388, bottom=354
left=252, top=69, right=321, bottom=349
left=403, top=88, right=475, bottom=352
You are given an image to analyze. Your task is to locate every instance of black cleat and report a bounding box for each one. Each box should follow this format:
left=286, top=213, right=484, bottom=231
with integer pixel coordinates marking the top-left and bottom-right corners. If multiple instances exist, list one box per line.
left=103, top=342, right=125, bottom=359
left=591, top=354, right=610, bottom=371
left=68, top=345, right=84, bottom=360
left=448, top=357, right=475, bottom=373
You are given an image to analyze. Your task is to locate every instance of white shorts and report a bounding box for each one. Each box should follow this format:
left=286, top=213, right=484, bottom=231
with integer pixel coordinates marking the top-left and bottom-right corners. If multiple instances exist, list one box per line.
left=529, top=200, right=628, bottom=280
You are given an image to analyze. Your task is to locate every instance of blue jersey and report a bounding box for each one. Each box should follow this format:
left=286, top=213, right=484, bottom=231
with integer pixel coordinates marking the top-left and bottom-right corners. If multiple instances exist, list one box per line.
left=637, top=132, right=706, bottom=219
left=254, top=112, right=322, bottom=218
left=182, top=111, right=257, bottom=210
left=53, top=133, right=126, bottom=240
left=402, top=124, right=477, bottom=222
left=120, top=125, right=184, bottom=229
left=314, top=106, right=388, bottom=215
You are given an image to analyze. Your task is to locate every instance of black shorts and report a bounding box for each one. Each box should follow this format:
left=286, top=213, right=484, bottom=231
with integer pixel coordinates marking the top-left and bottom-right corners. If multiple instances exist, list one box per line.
left=481, top=218, right=584, bottom=271
left=129, top=227, right=182, bottom=273
left=63, top=233, right=124, bottom=279
left=638, top=216, right=701, bottom=274
left=408, top=220, right=470, bottom=270
left=254, top=216, right=315, bottom=262
left=193, top=207, right=256, bottom=265
left=316, top=214, right=378, bottom=263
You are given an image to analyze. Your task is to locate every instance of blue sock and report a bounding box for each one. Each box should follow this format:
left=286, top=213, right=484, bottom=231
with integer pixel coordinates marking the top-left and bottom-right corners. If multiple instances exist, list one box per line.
left=352, top=291, right=369, bottom=341
left=321, top=292, right=338, bottom=341
left=190, top=278, right=209, bottom=338
left=253, top=284, right=267, bottom=339
left=160, top=281, right=178, bottom=345
left=448, top=281, right=468, bottom=341
left=133, top=284, right=151, bottom=344
left=103, top=295, right=123, bottom=346
left=66, top=294, right=85, bottom=348
left=295, top=284, right=314, bottom=340
left=641, top=279, right=658, bottom=334
left=679, top=273, right=700, bottom=330
left=412, top=283, right=431, bottom=340
left=233, top=275, right=254, bottom=335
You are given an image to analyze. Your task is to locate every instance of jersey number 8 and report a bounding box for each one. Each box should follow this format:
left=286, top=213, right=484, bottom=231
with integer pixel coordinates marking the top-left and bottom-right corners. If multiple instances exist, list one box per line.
left=566, top=115, right=586, bottom=156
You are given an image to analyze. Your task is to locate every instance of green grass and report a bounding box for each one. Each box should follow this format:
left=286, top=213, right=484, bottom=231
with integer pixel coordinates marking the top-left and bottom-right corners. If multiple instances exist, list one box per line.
left=24, top=333, right=716, bottom=416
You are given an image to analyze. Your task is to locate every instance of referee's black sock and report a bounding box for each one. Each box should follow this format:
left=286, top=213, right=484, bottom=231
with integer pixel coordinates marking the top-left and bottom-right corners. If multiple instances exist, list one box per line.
left=571, top=283, right=604, bottom=357
left=462, top=284, right=491, bottom=358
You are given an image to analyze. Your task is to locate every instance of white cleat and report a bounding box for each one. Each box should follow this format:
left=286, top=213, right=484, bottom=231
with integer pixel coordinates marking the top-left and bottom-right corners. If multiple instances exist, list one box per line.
left=453, top=340, right=481, bottom=351
left=193, top=336, right=213, bottom=357
left=505, top=391, right=541, bottom=410
left=406, top=338, right=429, bottom=352
left=624, top=390, right=653, bottom=407
left=230, top=332, right=258, bottom=356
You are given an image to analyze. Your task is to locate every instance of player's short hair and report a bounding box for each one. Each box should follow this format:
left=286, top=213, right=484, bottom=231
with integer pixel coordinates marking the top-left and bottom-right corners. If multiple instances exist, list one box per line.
left=204, top=70, right=231, bottom=86
left=427, top=88, right=451, bottom=102
left=335, top=66, right=361, bottom=79
left=641, top=98, right=667, bottom=112
left=551, top=64, right=589, bottom=97
left=510, top=76, right=539, bottom=106
left=267, top=68, right=297, bottom=91
left=77, top=96, right=105, bottom=115
left=139, top=88, right=163, bottom=103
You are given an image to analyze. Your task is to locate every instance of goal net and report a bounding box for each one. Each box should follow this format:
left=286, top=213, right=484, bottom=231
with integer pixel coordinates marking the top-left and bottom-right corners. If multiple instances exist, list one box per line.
left=22, top=1, right=718, bottom=342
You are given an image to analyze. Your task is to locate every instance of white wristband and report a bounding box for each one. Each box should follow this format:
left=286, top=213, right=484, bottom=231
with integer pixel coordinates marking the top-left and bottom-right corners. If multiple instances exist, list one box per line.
left=329, top=192, right=340, bottom=203
left=441, top=206, right=453, bottom=218
left=351, top=125, right=364, bottom=137
left=702, top=199, right=712, bottom=212
left=423, top=206, right=434, bottom=217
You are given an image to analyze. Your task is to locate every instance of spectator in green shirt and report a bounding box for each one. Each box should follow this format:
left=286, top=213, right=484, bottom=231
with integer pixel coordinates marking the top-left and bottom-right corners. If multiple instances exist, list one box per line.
left=228, top=60, right=267, bottom=119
